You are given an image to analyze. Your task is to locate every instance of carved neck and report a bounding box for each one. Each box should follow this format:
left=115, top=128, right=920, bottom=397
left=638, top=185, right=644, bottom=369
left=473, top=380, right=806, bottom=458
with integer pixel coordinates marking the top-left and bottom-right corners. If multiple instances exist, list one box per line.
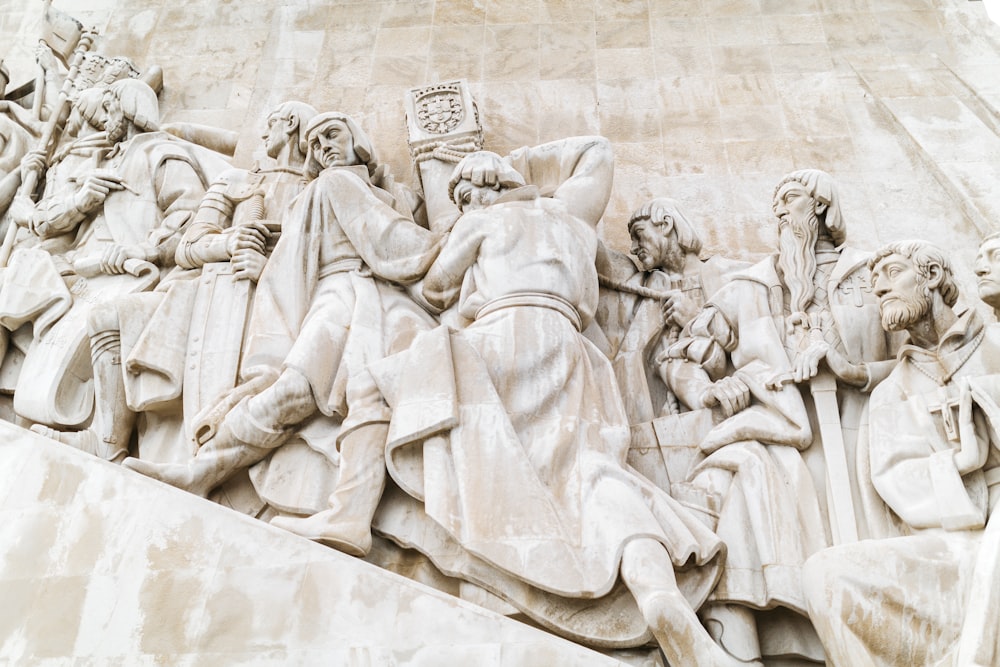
left=907, top=295, right=958, bottom=349
left=275, top=142, right=307, bottom=172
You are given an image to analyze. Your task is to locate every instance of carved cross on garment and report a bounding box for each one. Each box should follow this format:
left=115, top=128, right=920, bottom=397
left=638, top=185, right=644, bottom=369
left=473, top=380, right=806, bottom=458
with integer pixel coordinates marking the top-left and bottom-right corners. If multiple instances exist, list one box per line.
left=927, top=386, right=963, bottom=443
left=837, top=273, right=873, bottom=308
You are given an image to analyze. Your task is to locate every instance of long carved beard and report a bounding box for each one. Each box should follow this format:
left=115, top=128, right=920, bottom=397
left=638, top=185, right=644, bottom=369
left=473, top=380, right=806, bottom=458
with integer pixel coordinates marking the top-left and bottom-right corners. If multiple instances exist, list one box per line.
left=880, top=286, right=931, bottom=332
left=777, top=211, right=819, bottom=313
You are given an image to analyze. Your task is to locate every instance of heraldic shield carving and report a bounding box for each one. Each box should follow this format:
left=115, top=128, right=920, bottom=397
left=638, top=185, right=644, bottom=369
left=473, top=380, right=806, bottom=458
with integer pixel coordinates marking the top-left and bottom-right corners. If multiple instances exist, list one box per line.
left=414, top=83, right=465, bottom=134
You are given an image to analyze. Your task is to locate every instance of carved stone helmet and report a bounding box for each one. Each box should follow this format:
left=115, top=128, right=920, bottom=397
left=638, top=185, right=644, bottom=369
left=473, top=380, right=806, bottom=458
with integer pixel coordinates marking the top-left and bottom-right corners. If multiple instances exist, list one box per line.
left=303, top=111, right=376, bottom=178
left=447, top=151, right=526, bottom=206
left=106, top=78, right=160, bottom=134
left=774, top=168, right=846, bottom=246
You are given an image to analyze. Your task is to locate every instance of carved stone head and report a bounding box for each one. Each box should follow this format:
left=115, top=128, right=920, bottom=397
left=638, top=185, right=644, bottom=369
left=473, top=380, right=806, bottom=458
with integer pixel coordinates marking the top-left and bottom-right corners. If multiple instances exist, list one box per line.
left=772, top=169, right=845, bottom=247
left=869, top=240, right=958, bottom=334
left=303, top=112, right=375, bottom=179
left=448, top=151, right=525, bottom=213
left=66, top=86, right=107, bottom=137
left=627, top=197, right=702, bottom=273
left=263, top=101, right=318, bottom=161
left=975, top=233, right=1000, bottom=315
left=104, top=78, right=160, bottom=142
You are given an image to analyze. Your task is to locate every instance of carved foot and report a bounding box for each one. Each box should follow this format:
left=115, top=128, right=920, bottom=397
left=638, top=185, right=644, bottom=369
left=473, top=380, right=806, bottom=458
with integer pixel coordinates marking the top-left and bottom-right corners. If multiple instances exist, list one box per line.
left=270, top=511, right=372, bottom=557
left=30, top=425, right=127, bottom=463
left=121, top=458, right=214, bottom=497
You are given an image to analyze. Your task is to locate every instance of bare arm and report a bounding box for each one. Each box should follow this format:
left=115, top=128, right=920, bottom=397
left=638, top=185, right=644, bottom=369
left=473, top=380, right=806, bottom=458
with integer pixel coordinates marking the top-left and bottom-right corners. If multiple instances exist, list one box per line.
left=505, top=136, right=613, bottom=227
left=422, top=216, right=485, bottom=311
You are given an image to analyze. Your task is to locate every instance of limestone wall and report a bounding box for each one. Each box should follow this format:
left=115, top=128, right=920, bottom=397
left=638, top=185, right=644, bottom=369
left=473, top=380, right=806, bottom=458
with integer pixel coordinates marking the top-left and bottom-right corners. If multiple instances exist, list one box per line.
left=3, top=0, right=999, bottom=285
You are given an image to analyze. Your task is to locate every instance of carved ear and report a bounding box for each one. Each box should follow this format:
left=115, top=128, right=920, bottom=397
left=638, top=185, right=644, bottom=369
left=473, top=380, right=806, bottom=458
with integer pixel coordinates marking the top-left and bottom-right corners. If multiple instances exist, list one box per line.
left=814, top=200, right=828, bottom=216
left=285, top=113, right=299, bottom=135
left=660, top=215, right=675, bottom=235
left=925, top=261, right=944, bottom=290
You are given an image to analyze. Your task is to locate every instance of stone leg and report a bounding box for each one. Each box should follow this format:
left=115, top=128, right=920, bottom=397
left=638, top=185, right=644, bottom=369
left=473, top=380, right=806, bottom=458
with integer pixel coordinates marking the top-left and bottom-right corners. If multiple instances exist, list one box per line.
left=700, top=603, right=762, bottom=665
left=32, top=303, right=134, bottom=462
left=619, top=538, right=762, bottom=667
left=270, top=421, right=389, bottom=557
left=123, top=368, right=316, bottom=497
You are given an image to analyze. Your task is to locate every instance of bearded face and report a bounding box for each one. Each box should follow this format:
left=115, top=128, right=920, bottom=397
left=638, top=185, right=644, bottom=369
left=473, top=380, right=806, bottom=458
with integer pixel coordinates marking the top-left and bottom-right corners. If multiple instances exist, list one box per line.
left=773, top=180, right=824, bottom=314
left=775, top=204, right=820, bottom=314
left=879, top=287, right=930, bottom=332
left=872, top=253, right=933, bottom=332
left=629, top=217, right=684, bottom=274
left=103, top=99, right=128, bottom=144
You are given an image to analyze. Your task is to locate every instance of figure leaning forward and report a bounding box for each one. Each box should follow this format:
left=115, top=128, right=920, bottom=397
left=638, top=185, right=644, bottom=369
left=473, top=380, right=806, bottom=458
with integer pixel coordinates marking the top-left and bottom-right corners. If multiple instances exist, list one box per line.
left=123, top=112, right=443, bottom=505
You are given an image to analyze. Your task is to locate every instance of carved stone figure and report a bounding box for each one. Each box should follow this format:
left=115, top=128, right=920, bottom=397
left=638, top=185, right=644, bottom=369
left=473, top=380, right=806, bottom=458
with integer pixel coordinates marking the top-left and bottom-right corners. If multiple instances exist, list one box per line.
left=975, top=232, right=1000, bottom=320
left=123, top=112, right=442, bottom=507
left=661, top=169, right=898, bottom=664
left=34, top=102, right=316, bottom=465
left=0, top=110, right=33, bottom=218
left=594, top=197, right=748, bottom=425
left=276, top=145, right=760, bottom=666
left=271, top=135, right=622, bottom=555
left=805, top=240, right=1000, bottom=667
left=0, top=78, right=227, bottom=436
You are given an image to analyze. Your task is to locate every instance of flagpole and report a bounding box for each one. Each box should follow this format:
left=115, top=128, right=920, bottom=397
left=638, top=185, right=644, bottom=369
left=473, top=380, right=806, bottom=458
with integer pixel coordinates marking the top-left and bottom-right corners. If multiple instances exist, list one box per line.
left=0, top=27, right=97, bottom=268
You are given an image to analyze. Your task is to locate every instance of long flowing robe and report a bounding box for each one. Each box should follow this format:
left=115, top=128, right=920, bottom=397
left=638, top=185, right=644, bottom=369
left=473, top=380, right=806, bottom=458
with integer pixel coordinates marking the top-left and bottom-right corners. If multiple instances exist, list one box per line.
left=664, top=247, right=897, bottom=616
left=240, top=165, right=442, bottom=421
left=367, top=187, right=724, bottom=648
left=804, top=310, right=1000, bottom=667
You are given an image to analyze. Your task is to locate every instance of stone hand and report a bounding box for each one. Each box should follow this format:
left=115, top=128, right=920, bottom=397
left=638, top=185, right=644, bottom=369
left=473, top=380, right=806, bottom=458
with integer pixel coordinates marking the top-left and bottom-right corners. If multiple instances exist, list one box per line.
left=660, top=290, right=698, bottom=329
left=702, top=375, right=751, bottom=418
left=19, top=149, right=47, bottom=176
left=100, top=244, right=144, bottom=275
left=231, top=248, right=267, bottom=282
left=34, top=42, right=58, bottom=72
left=226, top=220, right=269, bottom=256
left=74, top=172, right=124, bottom=213
left=792, top=341, right=829, bottom=384
left=955, top=378, right=990, bottom=474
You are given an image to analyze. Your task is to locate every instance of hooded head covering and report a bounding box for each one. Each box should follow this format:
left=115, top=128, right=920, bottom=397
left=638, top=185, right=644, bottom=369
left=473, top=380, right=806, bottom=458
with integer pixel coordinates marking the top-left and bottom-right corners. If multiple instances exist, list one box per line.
left=303, top=111, right=376, bottom=180
left=774, top=168, right=846, bottom=246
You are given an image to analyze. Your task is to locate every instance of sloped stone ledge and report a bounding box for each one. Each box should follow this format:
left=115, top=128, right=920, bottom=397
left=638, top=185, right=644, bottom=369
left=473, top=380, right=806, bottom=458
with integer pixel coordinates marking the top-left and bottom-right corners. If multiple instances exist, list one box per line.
left=0, top=422, right=626, bottom=666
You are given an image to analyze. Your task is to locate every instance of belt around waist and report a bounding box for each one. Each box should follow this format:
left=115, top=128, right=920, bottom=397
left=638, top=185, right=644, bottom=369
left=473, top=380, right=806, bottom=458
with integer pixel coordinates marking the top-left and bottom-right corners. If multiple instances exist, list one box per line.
left=318, top=258, right=364, bottom=278
left=475, top=292, right=582, bottom=331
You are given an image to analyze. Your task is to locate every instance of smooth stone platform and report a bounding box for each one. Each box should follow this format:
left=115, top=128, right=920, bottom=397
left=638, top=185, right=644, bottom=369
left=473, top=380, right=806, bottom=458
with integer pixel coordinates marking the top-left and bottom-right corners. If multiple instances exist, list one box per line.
left=0, top=422, right=627, bottom=666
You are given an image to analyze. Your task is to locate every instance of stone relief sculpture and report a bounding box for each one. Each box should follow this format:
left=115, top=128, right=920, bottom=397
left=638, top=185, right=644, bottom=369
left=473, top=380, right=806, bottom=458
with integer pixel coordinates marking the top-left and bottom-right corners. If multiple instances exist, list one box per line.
left=2, top=14, right=1000, bottom=665
left=594, top=198, right=750, bottom=427
left=1, top=77, right=227, bottom=442
left=655, top=169, right=899, bottom=664
left=805, top=240, right=1000, bottom=667
left=288, top=146, right=757, bottom=667
left=123, top=112, right=443, bottom=523
left=36, top=102, right=315, bottom=470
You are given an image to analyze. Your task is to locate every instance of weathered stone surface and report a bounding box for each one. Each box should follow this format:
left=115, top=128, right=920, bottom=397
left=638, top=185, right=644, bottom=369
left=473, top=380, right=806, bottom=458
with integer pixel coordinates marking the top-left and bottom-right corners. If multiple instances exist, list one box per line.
left=0, top=423, right=627, bottom=666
